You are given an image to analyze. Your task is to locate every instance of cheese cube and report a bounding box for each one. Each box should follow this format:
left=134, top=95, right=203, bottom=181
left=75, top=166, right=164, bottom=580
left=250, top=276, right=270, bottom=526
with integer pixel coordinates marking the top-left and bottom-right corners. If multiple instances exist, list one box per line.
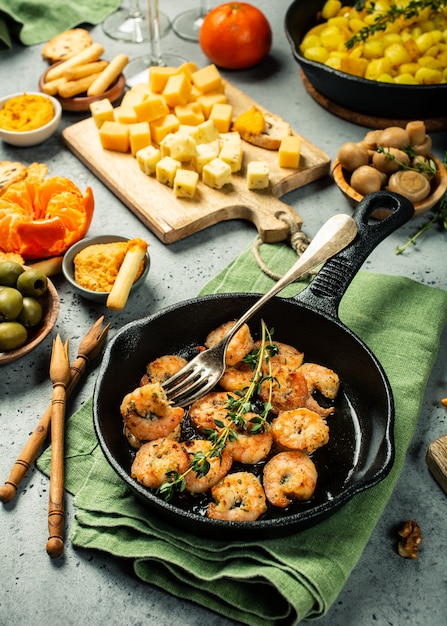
left=129, top=83, right=153, bottom=94
left=136, top=145, right=161, bottom=175
left=150, top=113, right=180, bottom=144
left=219, top=141, right=243, bottom=173
left=174, top=169, right=199, bottom=198
left=247, top=161, right=270, bottom=189
left=89, top=98, right=114, bottom=128
left=116, top=106, right=138, bottom=125
left=129, top=122, right=152, bottom=157
left=174, top=61, right=200, bottom=79
left=196, top=92, right=227, bottom=118
left=278, top=136, right=301, bottom=169
left=191, top=64, right=223, bottom=93
left=159, top=133, right=176, bottom=157
left=169, top=134, right=197, bottom=161
left=193, top=143, right=220, bottom=173
left=219, top=131, right=241, bottom=148
left=190, top=119, right=219, bottom=145
left=209, top=103, right=233, bottom=133
left=202, top=158, right=232, bottom=189
left=134, top=95, right=169, bottom=123
left=149, top=66, right=177, bottom=93
left=163, top=73, right=192, bottom=107
left=156, top=156, right=181, bottom=187
left=174, top=103, right=205, bottom=126
left=98, top=121, right=129, bottom=152
left=120, top=90, right=148, bottom=109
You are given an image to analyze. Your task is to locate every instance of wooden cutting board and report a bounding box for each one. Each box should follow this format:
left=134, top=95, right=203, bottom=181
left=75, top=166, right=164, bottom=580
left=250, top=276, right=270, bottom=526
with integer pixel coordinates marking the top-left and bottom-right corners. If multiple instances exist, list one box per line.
left=426, top=434, right=447, bottom=494
left=63, top=81, right=331, bottom=244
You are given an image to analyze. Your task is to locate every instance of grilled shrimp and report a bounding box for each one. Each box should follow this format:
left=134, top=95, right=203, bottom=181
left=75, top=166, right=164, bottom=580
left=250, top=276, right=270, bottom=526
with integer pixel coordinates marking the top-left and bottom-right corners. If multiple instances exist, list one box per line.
left=271, top=408, right=329, bottom=453
left=207, top=471, right=267, bottom=521
left=225, top=413, right=273, bottom=464
left=219, top=360, right=254, bottom=392
left=140, top=354, right=189, bottom=385
left=131, top=437, right=189, bottom=489
left=263, top=451, right=318, bottom=507
left=298, top=362, right=340, bottom=417
left=183, top=439, right=233, bottom=493
left=205, top=321, right=255, bottom=366
left=188, top=391, right=236, bottom=433
left=120, top=381, right=184, bottom=443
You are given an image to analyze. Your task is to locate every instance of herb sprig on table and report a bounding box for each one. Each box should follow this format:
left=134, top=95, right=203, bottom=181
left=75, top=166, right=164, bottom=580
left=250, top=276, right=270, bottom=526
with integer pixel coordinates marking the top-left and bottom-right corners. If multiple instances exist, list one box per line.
left=157, top=321, right=278, bottom=501
left=346, top=0, right=447, bottom=49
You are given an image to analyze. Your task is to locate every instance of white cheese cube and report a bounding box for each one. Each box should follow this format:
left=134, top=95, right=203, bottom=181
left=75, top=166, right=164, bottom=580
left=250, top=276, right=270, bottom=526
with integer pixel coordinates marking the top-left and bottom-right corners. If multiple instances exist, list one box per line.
left=191, top=119, right=219, bottom=145
left=160, top=133, right=176, bottom=157
left=219, top=141, right=243, bottom=173
left=193, top=142, right=219, bottom=173
left=247, top=160, right=270, bottom=189
left=136, top=145, right=161, bottom=175
left=219, top=131, right=241, bottom=148
left=202, top=158, right=232, bottom=189
left=156, top=156, right=182, bottom=187
left=169, top=134, right=197, bottom=161
left=174, top=169, right=199, bottom=198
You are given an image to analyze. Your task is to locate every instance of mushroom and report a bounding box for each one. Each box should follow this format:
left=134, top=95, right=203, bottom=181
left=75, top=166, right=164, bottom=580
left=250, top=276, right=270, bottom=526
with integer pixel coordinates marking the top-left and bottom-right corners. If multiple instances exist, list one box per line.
left=372, top=148, right=410, bottom=174
left=387, top=170, right=431, bottom=203
left=412, top=134, right=432, bottom=156
left=350, top=165, right=385, bottom=195
left=377, top=126, right=411, bottom=150
left=337, top=141, right=370, bottom=171
left=406, top=120, right=426, bottom=146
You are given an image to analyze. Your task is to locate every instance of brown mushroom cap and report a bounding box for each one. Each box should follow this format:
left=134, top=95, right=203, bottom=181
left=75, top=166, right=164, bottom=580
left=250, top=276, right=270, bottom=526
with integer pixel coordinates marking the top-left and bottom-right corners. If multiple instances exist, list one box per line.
left=387, top=170, right=431, bottom=203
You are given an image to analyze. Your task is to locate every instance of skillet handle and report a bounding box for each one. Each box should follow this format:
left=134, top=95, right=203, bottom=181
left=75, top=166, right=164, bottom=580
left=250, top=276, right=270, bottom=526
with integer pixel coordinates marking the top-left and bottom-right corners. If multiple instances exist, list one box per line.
left=296, top=190, right=414, bottom=318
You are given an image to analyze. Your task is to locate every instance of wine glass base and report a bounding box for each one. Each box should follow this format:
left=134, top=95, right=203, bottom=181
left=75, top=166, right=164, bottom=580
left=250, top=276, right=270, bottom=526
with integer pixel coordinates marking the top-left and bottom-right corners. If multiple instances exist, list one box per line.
left=102, top=9, right=171, bottom=43
left=125, top=52, right=189, bottom=87
left=172, top=9, right=206, bottom=42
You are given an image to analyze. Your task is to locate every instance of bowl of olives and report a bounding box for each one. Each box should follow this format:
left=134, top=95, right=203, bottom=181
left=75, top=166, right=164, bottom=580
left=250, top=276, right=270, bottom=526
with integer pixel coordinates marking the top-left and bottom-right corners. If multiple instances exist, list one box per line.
left=0, top=261, right=59, bottom=365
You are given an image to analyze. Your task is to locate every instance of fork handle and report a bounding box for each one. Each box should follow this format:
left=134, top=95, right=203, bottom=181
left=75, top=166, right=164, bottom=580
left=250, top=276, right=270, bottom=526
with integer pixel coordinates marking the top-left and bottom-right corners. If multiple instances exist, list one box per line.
left=219, top=213, right=357, bottom=347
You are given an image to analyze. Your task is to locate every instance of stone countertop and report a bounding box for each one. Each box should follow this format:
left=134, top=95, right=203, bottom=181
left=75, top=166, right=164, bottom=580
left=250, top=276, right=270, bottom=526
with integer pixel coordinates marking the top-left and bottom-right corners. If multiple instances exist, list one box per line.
left=1, top=2, right=446, bottom=625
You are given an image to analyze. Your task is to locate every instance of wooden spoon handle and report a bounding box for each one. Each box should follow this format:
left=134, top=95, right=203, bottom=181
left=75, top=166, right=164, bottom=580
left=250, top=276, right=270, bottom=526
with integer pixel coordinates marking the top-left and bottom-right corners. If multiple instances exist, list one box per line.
left=46, top=384, right=66, bottom=558
left=0, top=356, right=87, bottom=504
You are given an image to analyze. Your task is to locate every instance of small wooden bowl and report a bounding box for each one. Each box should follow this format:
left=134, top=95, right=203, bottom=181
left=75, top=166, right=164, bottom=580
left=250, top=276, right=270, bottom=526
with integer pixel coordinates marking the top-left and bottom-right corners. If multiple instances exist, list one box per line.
left=0, top=276, right=60, bottom=365
left=332, top=153, right=447, bottom=220
left=38, top=62, right=125, bottom=112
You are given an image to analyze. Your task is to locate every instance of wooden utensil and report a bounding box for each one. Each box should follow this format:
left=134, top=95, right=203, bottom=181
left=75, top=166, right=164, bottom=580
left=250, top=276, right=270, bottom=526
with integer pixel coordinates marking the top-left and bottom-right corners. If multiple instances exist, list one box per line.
left=0, top=316, right=110, bottom=504
left=426, top=434, right=447, bottom=494
left=46, top=335, right=71, bottom=557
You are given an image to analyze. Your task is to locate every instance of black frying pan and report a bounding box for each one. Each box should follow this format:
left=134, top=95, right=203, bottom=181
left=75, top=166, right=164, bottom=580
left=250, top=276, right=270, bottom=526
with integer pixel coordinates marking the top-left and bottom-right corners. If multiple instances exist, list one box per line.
left=93, top=191, right=414, bottom=539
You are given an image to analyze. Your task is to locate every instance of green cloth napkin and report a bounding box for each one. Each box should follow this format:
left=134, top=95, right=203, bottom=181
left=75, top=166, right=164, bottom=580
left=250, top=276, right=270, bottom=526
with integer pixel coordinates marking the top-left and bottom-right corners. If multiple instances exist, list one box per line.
left=0, top=0, right=120, bottom=50
left=37, top=240, right=447, bottom=626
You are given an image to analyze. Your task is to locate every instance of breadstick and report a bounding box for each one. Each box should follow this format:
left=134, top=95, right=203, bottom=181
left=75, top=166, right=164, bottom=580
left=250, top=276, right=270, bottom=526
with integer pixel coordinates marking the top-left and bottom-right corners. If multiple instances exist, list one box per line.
left=46, top=42, right=104, bottom=82
left=58, top=72, right=102, bottom=99
left=41, top=77, right=67, bottom=95
left=106, top=238, right=148, bottom=311
left=87, top=53, right=128, bottom=96
left=64, top=60, right=108, bottom=80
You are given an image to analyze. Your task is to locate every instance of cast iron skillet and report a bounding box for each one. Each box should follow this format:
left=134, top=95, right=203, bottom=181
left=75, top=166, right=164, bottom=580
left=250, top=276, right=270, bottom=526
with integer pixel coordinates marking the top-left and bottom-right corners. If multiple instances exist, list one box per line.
left=285, top=0, right=447, bottom=120
left=93, top=191, right=414, bottom=540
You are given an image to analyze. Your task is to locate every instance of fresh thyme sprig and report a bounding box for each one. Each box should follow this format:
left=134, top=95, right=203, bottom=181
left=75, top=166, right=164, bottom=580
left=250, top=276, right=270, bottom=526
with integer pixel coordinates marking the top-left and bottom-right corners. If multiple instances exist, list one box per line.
left=345, top=1, right=447, bottom=49
left=157, top=321, right=278, bottom=501
left=377, top=145, right=437, bottom=177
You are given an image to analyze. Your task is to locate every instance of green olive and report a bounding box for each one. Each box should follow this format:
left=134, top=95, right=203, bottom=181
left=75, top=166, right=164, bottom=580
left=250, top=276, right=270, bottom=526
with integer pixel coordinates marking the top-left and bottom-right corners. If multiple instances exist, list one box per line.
left=0, top=322, right=28, bottom=351
left=17, top=297, right=43, bottom=328
left=0, top=287, right=23, bottom=321
left=0, top=261, right=24, bottom=287
left=16, top=268, right=48, bottom=297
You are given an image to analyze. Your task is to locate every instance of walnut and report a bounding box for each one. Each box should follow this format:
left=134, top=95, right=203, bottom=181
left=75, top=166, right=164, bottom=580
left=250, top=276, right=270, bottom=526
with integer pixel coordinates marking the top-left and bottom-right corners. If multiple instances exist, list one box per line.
left=397, top=520, right=422, bottom=559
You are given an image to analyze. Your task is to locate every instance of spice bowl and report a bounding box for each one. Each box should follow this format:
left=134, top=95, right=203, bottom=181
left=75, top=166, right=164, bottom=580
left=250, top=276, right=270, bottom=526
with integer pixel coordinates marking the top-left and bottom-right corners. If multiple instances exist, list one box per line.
left=332, top=153, right=447, bottom=220
left=0, top=92, right=62, bottom=147
left=62, top=235, right=150, bottom=304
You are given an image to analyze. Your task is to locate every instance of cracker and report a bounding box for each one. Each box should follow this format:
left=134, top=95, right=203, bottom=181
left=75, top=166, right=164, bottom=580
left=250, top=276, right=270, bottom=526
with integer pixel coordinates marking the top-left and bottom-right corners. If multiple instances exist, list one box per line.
left=0, top=161, right=27, bottom=194
left=42, top=28, right=93, bottom=64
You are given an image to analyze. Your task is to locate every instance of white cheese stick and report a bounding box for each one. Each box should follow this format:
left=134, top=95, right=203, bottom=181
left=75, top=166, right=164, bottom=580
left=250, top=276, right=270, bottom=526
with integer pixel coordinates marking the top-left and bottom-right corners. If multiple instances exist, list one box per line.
left=106, top=239, right=148, bottom=311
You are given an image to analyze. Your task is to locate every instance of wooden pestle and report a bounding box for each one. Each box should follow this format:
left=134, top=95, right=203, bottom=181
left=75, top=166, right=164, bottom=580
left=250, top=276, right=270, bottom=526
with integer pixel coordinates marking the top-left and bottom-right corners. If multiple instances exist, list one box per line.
left=0, top=316, right=110, bottom=504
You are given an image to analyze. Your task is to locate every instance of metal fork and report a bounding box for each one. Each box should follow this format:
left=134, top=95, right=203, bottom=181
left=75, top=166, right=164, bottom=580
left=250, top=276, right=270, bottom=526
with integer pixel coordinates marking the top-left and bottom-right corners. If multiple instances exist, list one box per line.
left=163, top=213, right=357, bottom=407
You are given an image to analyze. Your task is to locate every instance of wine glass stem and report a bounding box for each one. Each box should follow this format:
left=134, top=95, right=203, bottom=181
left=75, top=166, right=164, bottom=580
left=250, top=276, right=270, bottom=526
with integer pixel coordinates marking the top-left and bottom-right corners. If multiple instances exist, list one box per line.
left=128, top=0, right=144, bottom=19
left=148, top=0, right=162, bottom=65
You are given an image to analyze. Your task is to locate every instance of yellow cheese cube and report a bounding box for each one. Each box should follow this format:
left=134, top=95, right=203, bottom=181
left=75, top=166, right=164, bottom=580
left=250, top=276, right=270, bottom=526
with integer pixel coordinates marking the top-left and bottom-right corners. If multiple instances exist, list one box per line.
left=193, top=142, right=220, bottom=173
left=116, top=106, right=139, bottom=125
left=156, top=156, right=181, bottom=187
left=278, top=136, right=301, bottom=169
left=209, top=103, right=233, bottom=133
left=174, top=61, right=200, bottom=79
left=174, top=169, right=199, bottom=198
left=134, top=95, right=169, bottom=123
left=98, top=121, right=129, bottom=152
left=89, top=98, right=114, bottom=128
left=136, top=145, right=161, bottom=175
left=190, top=119, right=219, bottom=145
left=247, top=161, right=269, bottom=189
left=129, top=83, right=153, bottom=94
left=150, top=113, right=180, bottom=144
left=191, top=64, right=223, bottom=93
left=202, top=158, right=232, bottom=189
left=149, top=66, right=177, bottom=93
left=169, top=134, right=197, bottom=161
left=129, top=122, right=152, bottom=157
left=162, top=73, right=192, bottom=107
left=174, top=103, right=205, bottom=126
left=120, top=90, right=148, bottom=109
left=196, top=92, right=228, bottom=118
left=188, top=84, right=202, bottom=102
left=219, top=141, right=243, bottom=173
